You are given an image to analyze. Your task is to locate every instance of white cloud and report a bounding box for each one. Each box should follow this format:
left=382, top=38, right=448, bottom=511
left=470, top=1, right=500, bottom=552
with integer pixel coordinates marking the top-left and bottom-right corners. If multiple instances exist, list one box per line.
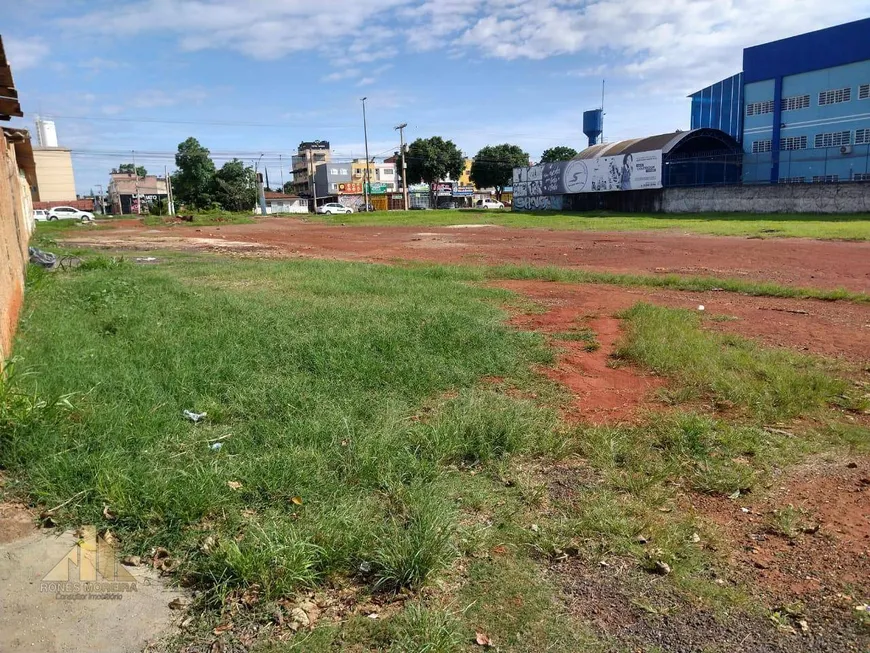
left=101, top=87, right=210, bottom=115
left=453, top=0, right=870, bottom=95
left=357, top=77, right=376, bottom=87
left=79, top=57, right=126, bottom=72
left=61, top=0, right=870, bottom=100
left=4, top=36, right=50, bottom=71
left=63, top=0, right=412, bottom=62
left=323, top=69, right=362, bottom=83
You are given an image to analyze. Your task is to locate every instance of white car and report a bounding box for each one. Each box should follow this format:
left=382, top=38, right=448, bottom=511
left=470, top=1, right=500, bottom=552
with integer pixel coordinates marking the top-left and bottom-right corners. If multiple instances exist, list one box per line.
left=47, top=206, right=95, bottom=222
left=478, top=199, right=505, bottom=209
left=316, top=202, right=353, bottom=215
left=33, top=209, right=49, bottom=221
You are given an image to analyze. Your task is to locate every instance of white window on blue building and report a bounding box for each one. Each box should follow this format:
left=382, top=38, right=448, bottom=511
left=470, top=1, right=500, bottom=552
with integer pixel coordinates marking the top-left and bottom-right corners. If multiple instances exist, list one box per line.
left=780, top=136, right=808, bottom=151
left=812, top=174, right=839, bottom=183
left=814, top=131, right=851, bottom=148
left=751, top=139, right=772, bottom=153
left=860, top=84, right=869, bottom=100
left=746, top=100, right=774, bottom=116
left=818, top=87, right=851, bottom=105
left=854, top=173, right=870, bottom=182
left=856, top=128, right=870, bottom=145
left=779, top=177, right=806, bottom=183
left=781, top=95, right=810, bottom=111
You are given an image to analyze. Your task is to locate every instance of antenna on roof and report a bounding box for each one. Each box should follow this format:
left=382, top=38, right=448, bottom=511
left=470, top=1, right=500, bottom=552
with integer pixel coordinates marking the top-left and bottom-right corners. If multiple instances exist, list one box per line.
left=601, top=79, right=605, bottom=143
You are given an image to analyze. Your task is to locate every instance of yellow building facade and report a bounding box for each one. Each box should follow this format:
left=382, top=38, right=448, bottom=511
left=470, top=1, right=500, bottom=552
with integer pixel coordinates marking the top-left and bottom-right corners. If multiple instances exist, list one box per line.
left=458, top=158, right=473, bottom=187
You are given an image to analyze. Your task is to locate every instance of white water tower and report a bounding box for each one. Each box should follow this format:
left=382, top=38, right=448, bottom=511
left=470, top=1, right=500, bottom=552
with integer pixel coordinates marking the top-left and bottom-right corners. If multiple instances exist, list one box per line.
left=35, top=115, right=59, bottom=148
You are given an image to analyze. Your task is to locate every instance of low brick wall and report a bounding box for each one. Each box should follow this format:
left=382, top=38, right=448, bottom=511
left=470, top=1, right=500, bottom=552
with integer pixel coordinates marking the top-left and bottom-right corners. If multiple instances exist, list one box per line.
left=0, top=134, right=33, bottom=362
left=661, top=183, right=870, bottom=214
left=33, top=199, right=93, bottom=211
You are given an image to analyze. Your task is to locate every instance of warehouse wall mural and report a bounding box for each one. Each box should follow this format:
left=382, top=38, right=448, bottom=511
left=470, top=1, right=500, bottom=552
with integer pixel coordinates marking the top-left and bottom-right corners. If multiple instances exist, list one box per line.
left=513, top=150, right=662, bottom=211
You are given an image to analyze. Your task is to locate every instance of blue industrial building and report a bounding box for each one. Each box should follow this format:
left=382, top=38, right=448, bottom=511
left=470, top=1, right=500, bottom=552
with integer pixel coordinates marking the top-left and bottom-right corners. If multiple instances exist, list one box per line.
left=690, top=18, right=870, bottom=185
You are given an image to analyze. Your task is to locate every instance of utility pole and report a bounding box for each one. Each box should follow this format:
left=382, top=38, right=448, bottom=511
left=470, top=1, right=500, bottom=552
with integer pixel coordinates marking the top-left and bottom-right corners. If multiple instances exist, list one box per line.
left=279, top=154, right=284, bottom=193
left=395, top=122, right=409, bottom=210
left=255, top=154, right=266, bottom=215
left=131, top=149, right=140, bottom=214
left=308, top=149, right=317, bottom=212
left=96, top=184, right=104, bottom=214
left=361, top=97, right=370, bottom=210
left=165, top=166, right=175, bottom=215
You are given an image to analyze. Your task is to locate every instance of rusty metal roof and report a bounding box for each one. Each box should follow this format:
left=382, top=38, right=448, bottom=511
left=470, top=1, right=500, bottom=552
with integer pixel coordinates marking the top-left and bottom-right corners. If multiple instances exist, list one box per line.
left=574, top=131, right=694, bottom=159
left=0, top=36, right=24, bottom=120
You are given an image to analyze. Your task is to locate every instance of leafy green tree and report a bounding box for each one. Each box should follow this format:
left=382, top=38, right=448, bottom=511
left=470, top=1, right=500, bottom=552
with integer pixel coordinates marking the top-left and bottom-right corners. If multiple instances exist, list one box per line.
left=402, top=137, right=465, bottom=185
left=213, top=159, right=257, bottom=212
left=540, top=146, right=578, bottom=163
left=282, top=181, right=295, bottom=194
left=470, top=144, right=529, bottom=198
left=172, top=137, right=216, bottom=209
left=115, top=163, right=147, bottom=177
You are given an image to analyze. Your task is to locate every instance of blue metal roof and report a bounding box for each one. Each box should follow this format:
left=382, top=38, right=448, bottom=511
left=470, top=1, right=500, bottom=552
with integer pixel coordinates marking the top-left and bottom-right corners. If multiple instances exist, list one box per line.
left=743, top=17, right=870, bottom=83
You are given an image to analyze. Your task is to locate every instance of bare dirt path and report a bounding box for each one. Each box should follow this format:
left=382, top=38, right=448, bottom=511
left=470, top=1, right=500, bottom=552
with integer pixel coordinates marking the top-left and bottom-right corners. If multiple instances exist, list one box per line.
left=68, top=218, right=870, bottom=292
left=495, top=280, right=870, bottom=364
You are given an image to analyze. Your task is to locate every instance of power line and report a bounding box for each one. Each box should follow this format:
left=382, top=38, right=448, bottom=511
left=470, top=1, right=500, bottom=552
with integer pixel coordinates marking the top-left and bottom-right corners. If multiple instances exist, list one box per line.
left=31, top=113, right=356, bottom=130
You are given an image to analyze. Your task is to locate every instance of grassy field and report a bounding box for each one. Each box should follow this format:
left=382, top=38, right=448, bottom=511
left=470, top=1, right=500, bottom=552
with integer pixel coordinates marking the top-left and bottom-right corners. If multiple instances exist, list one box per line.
left=3, top=252, right=868, bottom=650
left=312, top=208, right=870, bottom=240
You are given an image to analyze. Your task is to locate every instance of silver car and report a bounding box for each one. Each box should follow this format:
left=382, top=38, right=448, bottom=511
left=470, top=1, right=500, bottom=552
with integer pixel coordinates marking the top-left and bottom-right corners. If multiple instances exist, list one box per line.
left=47, top=206, right=95, bottom=222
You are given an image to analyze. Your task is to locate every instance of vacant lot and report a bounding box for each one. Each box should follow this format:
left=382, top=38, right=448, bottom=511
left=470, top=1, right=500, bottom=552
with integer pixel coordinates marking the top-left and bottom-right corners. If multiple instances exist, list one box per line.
left=311, top=209, right=870, bottom=240
left=57, top=216, right=870, bottom=293
left=3, top=216, right=869, bottom=651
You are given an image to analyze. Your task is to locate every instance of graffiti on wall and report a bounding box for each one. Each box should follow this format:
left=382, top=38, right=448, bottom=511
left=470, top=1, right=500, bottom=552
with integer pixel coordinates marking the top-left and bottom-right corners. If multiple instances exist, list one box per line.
left=512, top=194, right=563, bottom=211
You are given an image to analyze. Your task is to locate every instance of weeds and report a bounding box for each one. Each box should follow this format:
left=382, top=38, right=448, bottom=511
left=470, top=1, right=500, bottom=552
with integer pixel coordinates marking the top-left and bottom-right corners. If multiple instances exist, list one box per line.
left=312, top=208, right=870, bottom=241
left=5, top=257, right=552, bottom=605
left=615, top=303, right=857, bottom=421
left=765, top=505, right=810, bottom=540
left=554, top=326, right=600, bottom=351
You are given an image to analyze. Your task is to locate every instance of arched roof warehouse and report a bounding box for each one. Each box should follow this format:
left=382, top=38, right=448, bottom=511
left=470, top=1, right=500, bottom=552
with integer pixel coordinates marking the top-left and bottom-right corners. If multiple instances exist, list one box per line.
left=574, top=128, right=743, bottom=187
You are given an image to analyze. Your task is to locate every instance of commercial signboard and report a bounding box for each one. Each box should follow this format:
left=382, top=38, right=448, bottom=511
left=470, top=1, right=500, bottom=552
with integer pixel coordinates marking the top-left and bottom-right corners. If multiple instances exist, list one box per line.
left=513, top=150, right=662, bottom=196
left=408, top=183, right=430, bottom=194
left=365, top=182, right=388, bottom=194
left=453, top=185, right=474, bottom=196
left=431, top=182, right=453, bottom=197
left=338, top=182, right=363, bottom=194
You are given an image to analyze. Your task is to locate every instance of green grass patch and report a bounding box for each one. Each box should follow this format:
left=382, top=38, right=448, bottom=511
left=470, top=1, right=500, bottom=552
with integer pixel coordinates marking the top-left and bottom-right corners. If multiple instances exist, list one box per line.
left=6, top=257, right=559, bottom=605
left=311, top=209, right=870, bottom=241
left=142, top=210, right=256, bottom=227
left=397, top=261, right=870, bottom=304
left=554, top=326, right=600, bottom=351
left=615, top=303, right=861, bottom=421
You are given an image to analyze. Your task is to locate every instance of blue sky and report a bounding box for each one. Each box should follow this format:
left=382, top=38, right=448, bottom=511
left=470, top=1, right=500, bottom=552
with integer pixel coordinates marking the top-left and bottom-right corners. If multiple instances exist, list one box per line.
left=5, top=0, right=870, bottom=194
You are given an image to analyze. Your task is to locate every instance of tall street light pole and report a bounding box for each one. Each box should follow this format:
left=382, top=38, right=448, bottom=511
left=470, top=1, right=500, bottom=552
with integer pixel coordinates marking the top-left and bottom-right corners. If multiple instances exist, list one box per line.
left=361, top=97, right=370, bottom=210
left=394, top=122, right=408, bottom=210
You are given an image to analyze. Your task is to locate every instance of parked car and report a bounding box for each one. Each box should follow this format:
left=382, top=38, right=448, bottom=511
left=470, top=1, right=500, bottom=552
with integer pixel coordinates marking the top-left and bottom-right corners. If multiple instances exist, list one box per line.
left=316, top=202, right=353, bottom=215
left=47, top=206, right=95, bottom=222
left=477, top=199, right=505, bottom=209
left=32, top=209, right=49, bottom=221
left=357, top=202, right=376, bottom=212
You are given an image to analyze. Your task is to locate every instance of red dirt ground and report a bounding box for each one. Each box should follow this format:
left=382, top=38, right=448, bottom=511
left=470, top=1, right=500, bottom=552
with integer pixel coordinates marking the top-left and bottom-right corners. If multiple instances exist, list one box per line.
left=495, top=280, right=870, bottom=364
left=506, top=300, right=665, bottom=424
left=692, top=460, right=870, bottom=603
left=65, top=219, right=870, bottom=421
left=70, top=218, right=870, bottom=292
